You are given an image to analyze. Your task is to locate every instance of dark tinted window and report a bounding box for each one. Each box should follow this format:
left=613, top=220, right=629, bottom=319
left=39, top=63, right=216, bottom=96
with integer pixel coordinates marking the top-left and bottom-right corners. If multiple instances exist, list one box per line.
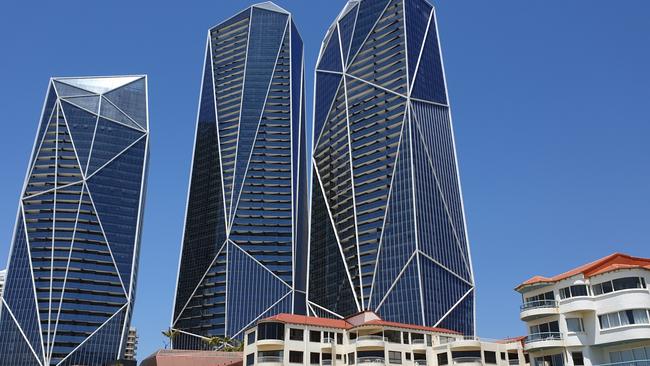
left=484, top=352, right=497, bottom=364
left=438, top=353, right=449, bottom=366
left=290, top=328, right=304, bottom=341
left=572, top=353, right=584, bottom=366
left=247, top=331, right=256, bottom=345
left=290, top=351, right=303, bottom=364
left=389, top=351, right=402, bottom=364
left=310, top=331, right=321, bottom=343
left=310, top=353, right=320, bottom=365
left=247, top=354, right=254, bottom=366
left=348, top=353, right=355, bottom=365
left=258, top=322, right=285, bottom=340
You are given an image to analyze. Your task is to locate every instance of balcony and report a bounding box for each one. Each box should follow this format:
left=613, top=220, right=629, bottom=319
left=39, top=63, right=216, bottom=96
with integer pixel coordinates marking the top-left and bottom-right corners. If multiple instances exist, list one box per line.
left=524, top=332, right=563, bottom=351
left=520, top=300, right=559, bottom=321
left=256, top=338, right=284, bottom=350
left=415, top=360, right=428, bottom=366
left=453, top=357, right=483, bottom=366
left=449, top=337, right=482, bottom=350
left=411, top=338, right=427, bottom=350
left=322, top=360, right=333, bottom=366
left=354, top=335, right=387, bottom=349
left=357, top=356, right=386, bottom=365
left=322, top=337, right=335, bottom=350
left=258, top=356, right=283, bottom=365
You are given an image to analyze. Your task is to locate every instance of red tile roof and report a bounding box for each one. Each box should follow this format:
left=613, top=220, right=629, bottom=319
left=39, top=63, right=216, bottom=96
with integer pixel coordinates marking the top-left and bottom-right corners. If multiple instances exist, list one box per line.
left=260, top=313, right=459, bottom=334
left=359, top=319, right=461, bottom=335
left=516, top=253, right=650, bottom=291
left=262, top=313, right=352, bottom=329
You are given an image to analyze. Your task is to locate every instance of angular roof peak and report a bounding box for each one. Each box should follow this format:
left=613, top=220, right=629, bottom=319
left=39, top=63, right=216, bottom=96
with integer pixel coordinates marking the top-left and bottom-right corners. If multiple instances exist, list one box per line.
left=52, top=76, right=144, bottom=94
left=253, top=2, right=290, bottom=15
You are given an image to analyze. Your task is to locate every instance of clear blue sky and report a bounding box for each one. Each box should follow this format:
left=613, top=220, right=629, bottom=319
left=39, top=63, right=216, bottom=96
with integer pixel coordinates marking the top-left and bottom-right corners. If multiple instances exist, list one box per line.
left=1, top=0, right=648, bottom=359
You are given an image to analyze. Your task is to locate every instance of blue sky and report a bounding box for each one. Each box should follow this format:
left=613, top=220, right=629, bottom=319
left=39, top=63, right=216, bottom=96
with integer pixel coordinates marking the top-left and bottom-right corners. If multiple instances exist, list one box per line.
left=1, top=0, right=649, bottom=359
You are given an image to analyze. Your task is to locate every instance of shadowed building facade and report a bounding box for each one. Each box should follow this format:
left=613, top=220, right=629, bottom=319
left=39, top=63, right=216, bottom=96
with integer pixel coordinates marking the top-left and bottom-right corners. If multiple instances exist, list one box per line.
left=308, top=0, right=476, bottom=335
left=0, top=76, right=150, bottom=365
left=171, top=2, right=309, bottom=349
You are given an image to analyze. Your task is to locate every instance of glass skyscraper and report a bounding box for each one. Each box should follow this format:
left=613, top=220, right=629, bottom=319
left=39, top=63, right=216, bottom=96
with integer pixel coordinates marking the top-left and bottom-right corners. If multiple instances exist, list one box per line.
left=171, top=2, right=309, bottom=348
left=308, top=0, right=476, bottom=335
left=0, top=76, right=150, bottom=365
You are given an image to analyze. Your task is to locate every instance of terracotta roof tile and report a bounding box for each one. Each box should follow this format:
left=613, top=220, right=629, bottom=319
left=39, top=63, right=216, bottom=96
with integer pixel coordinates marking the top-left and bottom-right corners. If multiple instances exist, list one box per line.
left=259, top=313, right=459, bottom=334
left=516, top=253, right=650, bottom=291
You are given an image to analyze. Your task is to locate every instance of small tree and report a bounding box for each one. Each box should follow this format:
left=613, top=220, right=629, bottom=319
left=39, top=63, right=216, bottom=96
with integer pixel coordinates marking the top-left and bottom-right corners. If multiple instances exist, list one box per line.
left=162, top=328, right=179, bottom=349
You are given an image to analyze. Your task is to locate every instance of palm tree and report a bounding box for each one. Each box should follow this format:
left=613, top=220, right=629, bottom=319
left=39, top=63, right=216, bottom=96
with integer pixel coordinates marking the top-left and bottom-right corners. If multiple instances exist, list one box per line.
left=204, top=336, right=223, bottom=351
left=162, top=327, right=179, bottom=349
left=202, top=336, right=243, bottom=351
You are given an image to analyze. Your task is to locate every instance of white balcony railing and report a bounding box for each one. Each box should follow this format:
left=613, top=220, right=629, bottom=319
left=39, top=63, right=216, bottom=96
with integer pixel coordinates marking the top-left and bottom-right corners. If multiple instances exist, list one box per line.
left=258, top=356, right=283, bottom=363
left=594, top=361, right=650, bottom=366
left=355, top=335, right=387, bottom=342
left=357, top=357, right=386, bottom=364
left=520, top=300, right=558, bottom=311
left=525, top=332, right=562, bottom=343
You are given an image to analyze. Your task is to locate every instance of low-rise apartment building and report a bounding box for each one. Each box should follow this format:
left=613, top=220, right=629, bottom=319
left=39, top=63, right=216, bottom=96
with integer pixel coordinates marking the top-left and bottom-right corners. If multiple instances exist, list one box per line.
left=243, top=311, right=529, bottom=366
left=516, top=253, right=650, bottom=366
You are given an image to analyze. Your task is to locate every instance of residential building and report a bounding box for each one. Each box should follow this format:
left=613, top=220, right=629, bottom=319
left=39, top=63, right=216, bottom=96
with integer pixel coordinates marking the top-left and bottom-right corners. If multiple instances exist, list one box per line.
left=124, top=326, right=138, bottom=361
left=308, top=0, right=475, bottom=335
left=516, top=253, right=650, bottom=366
left=172, top=2, right=309, bottom=348
left=0, top=76, right=150, bottom=365
left=0, top=269, right=5, bottom=299
left=243, top=312, right=528, bottom=366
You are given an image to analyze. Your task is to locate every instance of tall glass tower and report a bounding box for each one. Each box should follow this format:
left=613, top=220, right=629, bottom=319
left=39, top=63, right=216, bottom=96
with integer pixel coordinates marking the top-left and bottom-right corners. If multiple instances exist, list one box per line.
left=171, top=2, right=309, bottom=348
left=0, top=76, right=150, bottom=365
left=308, top=0, right=475, bottom=335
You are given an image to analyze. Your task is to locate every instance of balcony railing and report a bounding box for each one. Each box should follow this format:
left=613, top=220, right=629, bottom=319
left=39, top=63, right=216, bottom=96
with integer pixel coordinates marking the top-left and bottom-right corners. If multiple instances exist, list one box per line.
left=453, top=357, right=483, bottom=364
left=258, top=356, right=283, bottom=363
left=412, top=339, right=426, bottom=345
left=322, top=360, right=333, bottom=366
left=354, top=335, right=387, bottom=342
left=415, top=360, right=428, bottom=366
left=520, top=300, right=558, bottom=311
left=358, top=357, right=386, bottom=364
left=525, top=332, right=563, bottom=343
left=323, top=337, right=335, bottom=344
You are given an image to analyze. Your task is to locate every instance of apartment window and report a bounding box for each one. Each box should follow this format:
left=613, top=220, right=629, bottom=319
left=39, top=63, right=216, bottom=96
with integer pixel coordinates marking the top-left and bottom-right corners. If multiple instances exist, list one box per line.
left=438, top=353, right=449, bottom=366
left=534, top=354, right=564, bottom=366
left=526, top=291, right=555, bottom=303
left=348, top=352, right=355, bottom=365
left=559, top=285, right=589, bottom=299
left=247, top=331, right=256, bottom=345
left=403, top=332, right=410, bottom=344
left=427, top=334, right=432, bottom=346
left=246, top=354, right=254, bottom=366
left=593, top=277, right=646, bottom=295
left=508, top=353, right=519, bottom=363
left=336, top=355, right=343, bottom=360
left=258, top=322, right=285, bottom=340
left=385, top=330, right=401, bottom=343
left=406, top=353, right=412, bottom=361
left=529, top=321, right=560, bottom=336
left=337, top=333, right=343, bottom=345
left=310, top=331, right=321, bottom=343
left=566, top=318, right=584, bottom=333
left=484, top=351, right=497, bottom=364
left=290, top=351, right=304, bottom=364
left=610, top=347, right=650, bottom=363
left=501, top=353, right=507, bottom=361
left=571, top=353, right=584, bottom=366
left=389, top=351, right=402, bottom=364
left=599, top=309, right=650, bottom=329
left=310, top=353, right=320, bottom=365
left=290, top=328, right=304, bottom=341
left=525, top=355, right=530, bottom=364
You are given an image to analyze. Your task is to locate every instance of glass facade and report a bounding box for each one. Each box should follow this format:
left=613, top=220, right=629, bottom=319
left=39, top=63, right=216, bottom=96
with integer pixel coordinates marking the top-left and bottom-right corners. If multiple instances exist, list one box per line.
left=0, top=76, right=149, bottom=365
left=171, top=2, right=308, bottom=348
left=308, top=0, right=475, bottom=335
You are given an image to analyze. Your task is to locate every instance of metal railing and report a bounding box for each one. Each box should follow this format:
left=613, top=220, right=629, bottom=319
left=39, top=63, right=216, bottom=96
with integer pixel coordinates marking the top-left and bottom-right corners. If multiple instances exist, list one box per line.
left=509, top=360, right=520, bottom=365
left=323, top=337, right=335, bottom=344
left=453, top=357, right=483, bottom=364
left=411, top=338, right=427, bottom=345
left=520, top=300, right=558, bottom=311
left=415, top=360, right=428, bottom=366
left=258, top=356, right=283, bottom=363
left=357, top=357, right=386, bottom=365
left=525, top=332, right=562, bottom=343
left=355, top=335, right=387, bottom=342
left=322, top=360, right=333, bottom=366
